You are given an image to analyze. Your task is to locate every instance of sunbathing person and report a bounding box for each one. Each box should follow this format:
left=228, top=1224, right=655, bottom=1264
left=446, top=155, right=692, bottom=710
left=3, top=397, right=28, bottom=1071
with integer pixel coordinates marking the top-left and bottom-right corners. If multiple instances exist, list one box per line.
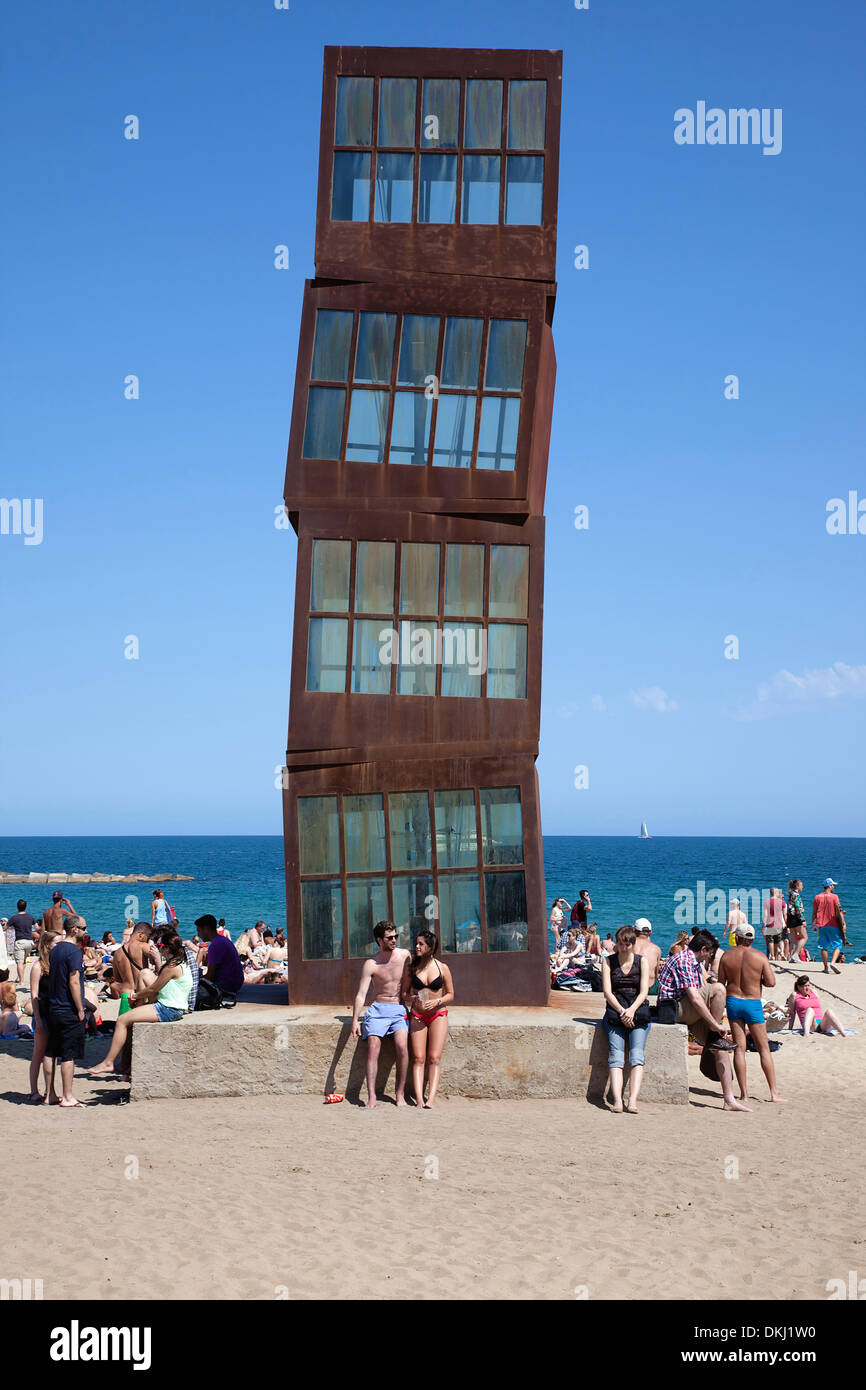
left=244, top=939, right=288, bottom=984
left=786, top=976, right=847, bottom=1038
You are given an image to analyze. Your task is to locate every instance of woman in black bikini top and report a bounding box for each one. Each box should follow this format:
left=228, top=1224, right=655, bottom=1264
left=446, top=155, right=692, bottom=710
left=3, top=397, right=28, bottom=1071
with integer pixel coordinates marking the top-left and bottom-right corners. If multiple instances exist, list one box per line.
left=400, top=929, right=454, bottom=1110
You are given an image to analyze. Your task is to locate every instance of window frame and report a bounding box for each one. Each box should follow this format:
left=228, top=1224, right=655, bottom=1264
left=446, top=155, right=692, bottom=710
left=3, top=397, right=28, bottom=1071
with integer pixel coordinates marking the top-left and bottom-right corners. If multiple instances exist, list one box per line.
left=296, top=783, right=528, bottom=959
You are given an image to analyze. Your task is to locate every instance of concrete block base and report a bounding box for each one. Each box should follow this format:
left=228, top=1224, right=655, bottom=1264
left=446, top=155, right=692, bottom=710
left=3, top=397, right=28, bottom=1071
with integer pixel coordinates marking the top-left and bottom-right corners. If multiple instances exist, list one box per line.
left=130, top=1006, right=689, bottom=1104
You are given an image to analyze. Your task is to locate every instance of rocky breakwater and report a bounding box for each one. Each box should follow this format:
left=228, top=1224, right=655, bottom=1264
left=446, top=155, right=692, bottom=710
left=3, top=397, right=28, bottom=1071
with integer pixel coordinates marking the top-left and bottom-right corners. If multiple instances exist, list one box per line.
left=0, top=872, right=195, bottom=885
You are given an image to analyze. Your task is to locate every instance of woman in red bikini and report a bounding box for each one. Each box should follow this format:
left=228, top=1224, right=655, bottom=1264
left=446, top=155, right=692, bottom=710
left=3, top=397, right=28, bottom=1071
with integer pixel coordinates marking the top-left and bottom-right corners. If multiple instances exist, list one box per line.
left=401, top=930, right=454, bottom=1110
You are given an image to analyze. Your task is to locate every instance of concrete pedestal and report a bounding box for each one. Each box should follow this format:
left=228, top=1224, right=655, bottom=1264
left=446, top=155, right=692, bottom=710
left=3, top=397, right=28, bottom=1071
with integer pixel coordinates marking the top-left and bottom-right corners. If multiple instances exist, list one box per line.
left=129, top=1005, right=689, bottom=1104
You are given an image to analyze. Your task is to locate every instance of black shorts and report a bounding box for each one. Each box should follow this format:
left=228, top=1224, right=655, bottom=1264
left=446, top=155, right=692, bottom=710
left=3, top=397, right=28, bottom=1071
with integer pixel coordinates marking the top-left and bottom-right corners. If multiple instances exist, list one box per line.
left=46, top=1012, right=86, bottom=1063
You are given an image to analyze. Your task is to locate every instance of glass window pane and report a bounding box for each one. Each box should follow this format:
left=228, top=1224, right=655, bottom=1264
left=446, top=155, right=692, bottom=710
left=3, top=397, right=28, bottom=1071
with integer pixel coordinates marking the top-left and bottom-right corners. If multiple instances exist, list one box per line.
left=311, top=310, right=353, bottom=382
left=464, top=79, right=503, bottom=148
left=335, top=76, right=373, bottom=146
left=389, top=791, right=431, bottom=870
left=400, top=542, right=439, bottom=615
left=351, top=618, right=391, bottom=694
left=355, top=540, right=395, bottom=613
left=418, top=154, right=457, bottom=224
left=389, top=391, right=432, bottom=467
left=343, top=794, right=386, bottom=873
left=298, top=795, right=340, bottom=875
left=374, top=153, right=414, bottom=222
left=347, top=877, right=389, bottom=958
left=397, top=620, right=437, bottom=695
left=301, top=879, right=343, bottom=960
left=433, top=394, right=476, bottom=469
left=508, top=80, right=546, bottom=150
left=441, top=623, right=484, bottom=698
left=378, top=77, right=417, bottom=147
left=480, top=787, right=523, bottom=866
left=440, top=874, right=482, bottom=954
left=461, top=154, right=500, bottom=225
left=398, top=315, right=441, bottom=385
left=392, top=874, right=433, bottom=950
left=489, top=545, right=528, bottom=618
left=434, top=789, right=477, bottom=868
left=346, top=389, right=389, bottom=462
left=303, top=386, right=345, bottom=460
left=444, top=543, right=484, bottom=616
left=354, top=312, right=396, bottom=384
left=477, top=395, right=519, bottom=471
left=332, top=152, right=371, bottom=221
left=487, top=624, right=527, bottom=699
left=311, top=538, right=350, bottom=612
left=421, top=78, right=459, bottom=148
left=505, top=155, right=543, bottom=225
left=441, top=317, right=482, bottom=387
left=485, top=871, right=528, bottom=951
left=307, top=617, right=347, bottom=692
left=485, top=319, right=527, bottom=392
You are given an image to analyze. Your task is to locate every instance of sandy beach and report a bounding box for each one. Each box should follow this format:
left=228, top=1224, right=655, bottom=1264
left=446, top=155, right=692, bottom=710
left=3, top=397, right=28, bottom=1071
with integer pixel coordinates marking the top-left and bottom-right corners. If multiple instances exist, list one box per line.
left=1, top=958, right=863, bottom=1302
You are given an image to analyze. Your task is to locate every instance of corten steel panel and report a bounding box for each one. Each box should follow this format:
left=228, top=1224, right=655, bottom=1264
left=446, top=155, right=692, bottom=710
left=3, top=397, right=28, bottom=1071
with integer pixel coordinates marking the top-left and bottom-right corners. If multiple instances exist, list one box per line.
left=287, top=509, right=544, bottom=758
left=282, top=752, right=548, bottom=1006
left=284, top=277, right=556, bottom=517
left=315, top=48, right=561, bottom=284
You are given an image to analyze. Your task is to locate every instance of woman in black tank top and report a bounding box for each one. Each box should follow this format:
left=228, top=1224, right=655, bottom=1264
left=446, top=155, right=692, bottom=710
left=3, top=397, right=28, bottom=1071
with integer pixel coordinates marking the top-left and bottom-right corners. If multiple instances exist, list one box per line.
left=601, top=925, right=651, bottom=1114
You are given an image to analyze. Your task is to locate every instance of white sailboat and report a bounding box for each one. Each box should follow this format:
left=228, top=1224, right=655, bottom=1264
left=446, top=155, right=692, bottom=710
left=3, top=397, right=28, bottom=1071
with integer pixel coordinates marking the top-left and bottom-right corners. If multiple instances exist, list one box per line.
left=639, top=821, right=650, bottom=839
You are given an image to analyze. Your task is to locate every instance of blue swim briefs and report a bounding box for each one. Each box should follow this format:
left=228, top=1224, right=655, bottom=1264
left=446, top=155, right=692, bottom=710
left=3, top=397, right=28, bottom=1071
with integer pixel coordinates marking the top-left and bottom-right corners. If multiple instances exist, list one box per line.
left=725, top=996, right=765, bottom=1026
left=361, top=1001, right=408, bottom=1040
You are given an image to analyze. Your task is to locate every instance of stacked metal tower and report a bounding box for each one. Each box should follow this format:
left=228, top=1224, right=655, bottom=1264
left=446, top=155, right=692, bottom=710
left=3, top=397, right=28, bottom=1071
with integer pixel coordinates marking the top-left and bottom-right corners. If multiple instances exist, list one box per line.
left=282, top=47, right=561, bottom=1005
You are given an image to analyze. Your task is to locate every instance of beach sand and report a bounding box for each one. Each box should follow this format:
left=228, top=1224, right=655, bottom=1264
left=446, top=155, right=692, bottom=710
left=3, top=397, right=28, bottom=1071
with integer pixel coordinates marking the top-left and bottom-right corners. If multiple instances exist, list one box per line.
left=2, top=958, right=863, bottom=1301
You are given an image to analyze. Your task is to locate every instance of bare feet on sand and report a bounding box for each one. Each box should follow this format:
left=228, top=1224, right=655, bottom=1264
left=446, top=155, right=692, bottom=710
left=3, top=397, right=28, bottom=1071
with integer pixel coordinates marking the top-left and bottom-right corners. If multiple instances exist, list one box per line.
left=59, top=1097, right=85, bottom=1108
left=86, top=1063, right=114, bottom=1076
left=610, top=1100, right=624, bottom=1113
left=724, top=1098, right=752, bottom=1112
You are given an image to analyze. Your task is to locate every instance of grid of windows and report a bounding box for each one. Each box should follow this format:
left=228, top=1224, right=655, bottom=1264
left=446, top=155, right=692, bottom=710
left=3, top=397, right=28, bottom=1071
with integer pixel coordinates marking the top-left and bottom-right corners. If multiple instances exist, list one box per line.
left=331, top=76, right=546, bottom=226
left=303, top=309, right=527, bottom=471
left=305, top=538, right=529, bottom=699
left=297, top=785, right=528, bottom=959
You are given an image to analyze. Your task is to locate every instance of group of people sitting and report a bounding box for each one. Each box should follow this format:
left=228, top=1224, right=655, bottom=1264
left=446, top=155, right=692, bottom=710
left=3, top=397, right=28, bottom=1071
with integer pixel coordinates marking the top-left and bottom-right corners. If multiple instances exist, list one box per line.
left=0, top=896, right=291, bottom=1103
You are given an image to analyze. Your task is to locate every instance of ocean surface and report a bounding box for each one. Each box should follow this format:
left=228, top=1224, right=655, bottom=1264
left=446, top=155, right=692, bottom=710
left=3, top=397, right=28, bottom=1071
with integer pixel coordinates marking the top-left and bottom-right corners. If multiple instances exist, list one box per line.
left=1, top=835, right=863, bottom=958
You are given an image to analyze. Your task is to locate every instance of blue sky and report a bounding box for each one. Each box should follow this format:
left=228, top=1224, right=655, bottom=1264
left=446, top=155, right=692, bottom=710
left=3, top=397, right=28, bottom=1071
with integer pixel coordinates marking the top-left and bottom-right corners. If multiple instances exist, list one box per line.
left=2, top=0, right=864, bottom=836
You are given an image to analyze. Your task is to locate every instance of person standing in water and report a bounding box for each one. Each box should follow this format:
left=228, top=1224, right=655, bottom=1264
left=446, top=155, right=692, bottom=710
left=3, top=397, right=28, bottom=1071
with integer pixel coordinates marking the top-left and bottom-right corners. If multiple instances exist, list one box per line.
left=401, top=930, right=454, bottom=1109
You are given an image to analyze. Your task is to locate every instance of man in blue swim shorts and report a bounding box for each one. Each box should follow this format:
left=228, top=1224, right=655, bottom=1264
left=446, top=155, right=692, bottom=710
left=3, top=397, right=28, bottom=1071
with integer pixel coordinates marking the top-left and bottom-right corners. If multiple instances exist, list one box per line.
left=718, top=923, right=783, bottom=1104
left=351, top=921, right=410, bottom=1109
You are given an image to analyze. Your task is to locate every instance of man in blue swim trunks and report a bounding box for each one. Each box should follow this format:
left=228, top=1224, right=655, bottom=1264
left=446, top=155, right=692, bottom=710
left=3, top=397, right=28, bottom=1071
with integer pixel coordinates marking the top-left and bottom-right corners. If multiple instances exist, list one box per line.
left=351, top=920, right=410, bottom=1109
left=718, top=924, right=783, bottom=1103
left=812, top=878, right=848, bottom=974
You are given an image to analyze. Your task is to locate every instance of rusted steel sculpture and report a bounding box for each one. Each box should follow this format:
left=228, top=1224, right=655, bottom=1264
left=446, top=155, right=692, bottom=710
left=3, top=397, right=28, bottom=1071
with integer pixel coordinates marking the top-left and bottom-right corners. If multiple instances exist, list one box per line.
left=282, top=47, right=561, bottom=1004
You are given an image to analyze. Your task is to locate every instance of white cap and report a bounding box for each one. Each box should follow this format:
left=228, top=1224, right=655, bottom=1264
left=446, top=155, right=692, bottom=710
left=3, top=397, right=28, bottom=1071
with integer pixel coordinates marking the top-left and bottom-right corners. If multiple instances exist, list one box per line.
left=734, top=923, right=755, bottom=941
left=634, top=918, right=652, bottom=934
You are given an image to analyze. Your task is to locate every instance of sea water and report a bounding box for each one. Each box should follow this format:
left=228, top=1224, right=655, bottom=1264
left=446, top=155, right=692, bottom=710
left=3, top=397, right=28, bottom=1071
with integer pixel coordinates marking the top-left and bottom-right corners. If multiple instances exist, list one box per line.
left=1, top=835, right=862, bottom=959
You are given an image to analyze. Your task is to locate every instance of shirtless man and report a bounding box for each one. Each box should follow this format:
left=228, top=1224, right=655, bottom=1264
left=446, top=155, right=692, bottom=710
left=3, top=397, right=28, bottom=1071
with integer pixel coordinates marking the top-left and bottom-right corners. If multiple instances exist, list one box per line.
left=633, top=919, right=661, bottom=983
left=718, top=923, right=783, bottom=1103
left=109, top=921, right=154, bottom=1000
left=41, top=892, right=75, bottom=938
left=351, top=920, right=410, bottom=1109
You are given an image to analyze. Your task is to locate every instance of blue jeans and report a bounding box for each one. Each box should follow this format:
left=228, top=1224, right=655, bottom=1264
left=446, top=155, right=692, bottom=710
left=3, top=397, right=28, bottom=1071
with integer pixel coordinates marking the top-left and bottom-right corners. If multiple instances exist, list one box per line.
left=153, top=1003, right=186, bottom=1023
left=603, top=1020, right=650, bottom=1069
